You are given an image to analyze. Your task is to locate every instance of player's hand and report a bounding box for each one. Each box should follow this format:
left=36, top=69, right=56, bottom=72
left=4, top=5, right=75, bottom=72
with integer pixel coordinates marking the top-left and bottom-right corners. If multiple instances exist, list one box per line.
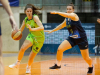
left=26, top=24, right=31, bottom=29
left=44, top=30, right=52, bottom=34
left=9, top=16, right=18, bottom=31
left=26, top=24, right=32, bottom=31
left=50, top=11, right=58, bottom=14
left=97, top=18, right=100, bottom=23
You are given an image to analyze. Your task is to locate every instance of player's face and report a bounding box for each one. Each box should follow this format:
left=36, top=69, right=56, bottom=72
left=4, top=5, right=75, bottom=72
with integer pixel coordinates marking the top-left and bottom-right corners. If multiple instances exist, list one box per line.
left=66, top=6, right=74, bottom=13
left=25, top=8, right=33, bottom=17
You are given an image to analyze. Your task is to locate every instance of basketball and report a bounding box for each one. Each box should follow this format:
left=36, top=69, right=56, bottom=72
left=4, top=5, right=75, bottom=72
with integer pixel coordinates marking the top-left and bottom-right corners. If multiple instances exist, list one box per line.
left=11, top=30, right=22, bottom=40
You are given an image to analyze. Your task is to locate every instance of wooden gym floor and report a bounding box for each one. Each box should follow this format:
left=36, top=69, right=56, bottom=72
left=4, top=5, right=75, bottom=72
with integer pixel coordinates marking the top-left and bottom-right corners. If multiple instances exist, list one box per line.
left=2, top=53, right=100, bottom=75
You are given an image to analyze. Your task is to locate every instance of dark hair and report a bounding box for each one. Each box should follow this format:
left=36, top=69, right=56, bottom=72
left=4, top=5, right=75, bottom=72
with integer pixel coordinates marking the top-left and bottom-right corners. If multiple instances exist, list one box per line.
left=67, top=3, right=74, bottom=9
left=24, top=4, right=42, bottom=15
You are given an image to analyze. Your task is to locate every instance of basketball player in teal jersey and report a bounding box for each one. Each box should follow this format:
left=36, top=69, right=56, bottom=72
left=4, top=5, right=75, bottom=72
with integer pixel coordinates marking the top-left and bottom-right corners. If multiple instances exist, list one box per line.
left=0, top=0, right=18, bottom=75
left=45, top=3, right=93, bottom=74
left=9, top=4, right=45, bottom=74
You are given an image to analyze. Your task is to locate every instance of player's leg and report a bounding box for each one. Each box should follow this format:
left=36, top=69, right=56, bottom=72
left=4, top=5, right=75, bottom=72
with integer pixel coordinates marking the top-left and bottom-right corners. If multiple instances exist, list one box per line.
left=0, top=35, right=2, bottom=57
left=78, top=36, right=93, bottom=73
left=80, top=49, right=92, bottom=67
left=26, top=51, right=37, bottom=74
left=9, top=34, right=33, bottom=68
left=0, top=35, right=4, bottom=75
left=0, top=60, right=4, bottom=75
left=28, top=51, right=37, bottom=66
left=80, top=49, right=93, bottom=74
left=0, top=25, right=2, bottom=57
left=18, top=40, right=32, bottom=61
left=26, top=42, right=44, bottom=74
left=0, top=24, right=4, bottom=75
left=49, top=40, right=72, bottom=69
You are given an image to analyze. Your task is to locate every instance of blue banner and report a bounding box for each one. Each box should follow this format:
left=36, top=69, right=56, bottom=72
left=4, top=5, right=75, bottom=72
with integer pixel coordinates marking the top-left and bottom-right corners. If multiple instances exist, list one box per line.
left=0, top=0, right=19, bottom=6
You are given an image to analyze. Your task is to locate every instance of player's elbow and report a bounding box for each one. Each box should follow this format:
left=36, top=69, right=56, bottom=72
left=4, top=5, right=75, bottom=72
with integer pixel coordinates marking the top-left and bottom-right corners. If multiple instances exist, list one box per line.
left=40, top=26, right=44, bottom=30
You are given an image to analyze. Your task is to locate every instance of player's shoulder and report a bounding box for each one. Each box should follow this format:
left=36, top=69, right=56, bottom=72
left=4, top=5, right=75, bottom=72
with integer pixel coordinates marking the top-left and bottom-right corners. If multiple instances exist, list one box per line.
left=33, top=14, right=39, bottom=21
left=71, top=13, right=79, bottom=21
left=33, top=14, right=38, bottom=19
left=70, top=13, right=78, bottom=17
left=24, top=17, right=28, bottom=23
left=24, top=16, right=28, bottom=21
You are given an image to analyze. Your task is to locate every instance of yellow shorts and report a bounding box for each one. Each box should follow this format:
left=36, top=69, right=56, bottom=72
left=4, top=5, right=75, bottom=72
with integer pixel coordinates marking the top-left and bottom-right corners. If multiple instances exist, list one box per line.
left=26, top=33, right=45, bottom=53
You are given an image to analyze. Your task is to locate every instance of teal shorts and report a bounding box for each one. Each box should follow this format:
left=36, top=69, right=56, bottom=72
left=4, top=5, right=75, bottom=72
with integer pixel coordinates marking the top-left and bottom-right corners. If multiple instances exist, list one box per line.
left=26, top=33, right=45, bottom=53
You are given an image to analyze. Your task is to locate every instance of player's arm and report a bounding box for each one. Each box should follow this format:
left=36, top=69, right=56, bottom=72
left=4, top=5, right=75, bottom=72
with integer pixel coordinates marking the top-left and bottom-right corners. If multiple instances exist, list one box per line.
left=50, top=11, right=79, bottom=21
left=0, top=0, right=13, bottom=16
left=26, top=16, right=44, bottom=31
left=0, top=0, right=18, bottom=30
left=44, top=19, right=66, bottom=34
left=19, top=20, right=25, bottom=32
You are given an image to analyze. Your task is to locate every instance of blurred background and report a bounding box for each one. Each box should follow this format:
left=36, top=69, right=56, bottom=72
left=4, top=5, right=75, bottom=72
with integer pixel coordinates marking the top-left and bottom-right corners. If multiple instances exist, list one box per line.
left=1, top=1, right=100, bottom=75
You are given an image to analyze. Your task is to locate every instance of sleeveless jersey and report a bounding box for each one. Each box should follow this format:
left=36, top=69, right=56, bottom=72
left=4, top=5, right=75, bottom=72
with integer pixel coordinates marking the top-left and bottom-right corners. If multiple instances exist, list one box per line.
left=25, top=14, right=45, bottom=38
left=66, top=18, right=86, bottom=39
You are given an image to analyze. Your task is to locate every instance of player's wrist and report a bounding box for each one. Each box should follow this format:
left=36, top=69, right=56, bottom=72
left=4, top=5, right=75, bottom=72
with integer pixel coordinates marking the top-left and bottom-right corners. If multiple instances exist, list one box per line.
left=9, top=16, right=18, bottom=30
left=51, top=30, right=55, bottom=33
left=18, top=29, right=21, bottom=32
left=9, top=15, right=13, bottom=19
left=29, top=27, right=33, bottom=31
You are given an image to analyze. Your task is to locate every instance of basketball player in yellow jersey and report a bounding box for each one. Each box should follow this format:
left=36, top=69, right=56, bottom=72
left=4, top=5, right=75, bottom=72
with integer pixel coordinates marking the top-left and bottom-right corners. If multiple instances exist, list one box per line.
left=9, top=4, right=45, bottom=74
left=0, top=0, right=18, bottom=75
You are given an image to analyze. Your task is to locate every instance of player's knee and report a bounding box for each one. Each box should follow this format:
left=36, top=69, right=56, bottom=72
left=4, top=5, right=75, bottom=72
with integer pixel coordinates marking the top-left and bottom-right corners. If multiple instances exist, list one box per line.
left=29, top=56, right=32, bottom=60
left=29, top=55, right=34, bottom=60
left=57, top=48, right=64, bottom=53
left=20, top=45, right=26, bottom=52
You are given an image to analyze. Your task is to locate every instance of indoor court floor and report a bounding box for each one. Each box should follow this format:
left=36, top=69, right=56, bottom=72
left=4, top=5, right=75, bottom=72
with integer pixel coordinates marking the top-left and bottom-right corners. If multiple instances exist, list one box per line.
left=2, top=53, right=100, bottom=75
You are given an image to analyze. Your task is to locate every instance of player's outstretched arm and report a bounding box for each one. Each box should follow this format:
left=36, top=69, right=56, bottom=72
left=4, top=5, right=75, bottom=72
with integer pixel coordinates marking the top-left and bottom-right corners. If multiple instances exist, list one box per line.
left=50, top=11, right=78, bottom=21
left=44, top=19, right=66, bottom=34
left=0, top=0, right=18, bottom=30
left=19, top=20, right=25, bottom=32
